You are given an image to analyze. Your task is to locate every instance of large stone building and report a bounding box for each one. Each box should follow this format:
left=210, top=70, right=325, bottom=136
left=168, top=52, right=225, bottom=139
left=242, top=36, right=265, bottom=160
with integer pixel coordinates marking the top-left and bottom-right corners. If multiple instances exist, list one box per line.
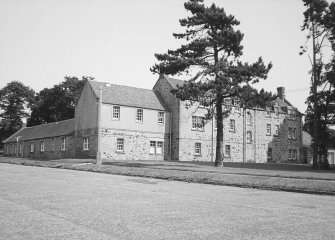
left=3, top=75, right=304, bottom=163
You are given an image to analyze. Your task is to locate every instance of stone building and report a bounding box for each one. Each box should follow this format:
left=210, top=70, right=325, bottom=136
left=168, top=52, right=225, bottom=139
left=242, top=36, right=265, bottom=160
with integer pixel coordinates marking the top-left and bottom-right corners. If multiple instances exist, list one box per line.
left=3, top=75, right=303, bottom=163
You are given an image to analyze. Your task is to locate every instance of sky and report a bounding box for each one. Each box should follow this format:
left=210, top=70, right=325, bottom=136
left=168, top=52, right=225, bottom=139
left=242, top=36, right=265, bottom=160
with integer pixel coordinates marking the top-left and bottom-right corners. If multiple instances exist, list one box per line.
left=0, top=0, right=315, bottom=113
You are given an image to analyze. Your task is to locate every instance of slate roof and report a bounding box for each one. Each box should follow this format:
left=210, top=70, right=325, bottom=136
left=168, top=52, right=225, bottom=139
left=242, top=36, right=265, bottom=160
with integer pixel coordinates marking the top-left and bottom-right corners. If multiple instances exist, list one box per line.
left=89, top=80, right=167, bottom=111
left=3, top=119, right=74, bottom=143
left=164, top=75, right=185, bottom=89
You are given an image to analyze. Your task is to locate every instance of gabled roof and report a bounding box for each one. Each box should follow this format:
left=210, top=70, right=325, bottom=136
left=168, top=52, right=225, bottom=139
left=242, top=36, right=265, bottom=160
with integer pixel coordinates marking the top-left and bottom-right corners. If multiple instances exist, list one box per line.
left=3, top=119, right=74, bottom=143
left=163, top=75, right=185, bottom=89
left=89, top=80, right=167, bottom=111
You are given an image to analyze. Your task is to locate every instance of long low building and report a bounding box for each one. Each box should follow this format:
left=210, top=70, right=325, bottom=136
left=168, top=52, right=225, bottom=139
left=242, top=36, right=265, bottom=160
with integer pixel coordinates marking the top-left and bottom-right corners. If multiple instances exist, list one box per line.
left=3, top=75, right=304, bottom=163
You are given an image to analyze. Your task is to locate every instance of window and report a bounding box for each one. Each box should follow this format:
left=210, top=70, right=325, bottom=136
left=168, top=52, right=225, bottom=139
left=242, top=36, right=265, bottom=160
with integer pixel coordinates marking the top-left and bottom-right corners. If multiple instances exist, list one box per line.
left=117, top=138, right=124, bottom=152
left=266, top=107, right=271, bottom=117
left=266, top=124, right=271, bottom=136
left=274, top=107, right=279, bottom=118
left=51, top=138, right=55, bottom=151
left=61, top=137, right=66, bottom=151
left=247, top=112, right=253, bottom=125
left=40, top=141, right=44, bottom=152
left=293, top=149, right=297, bottom=160
left=19, top=143, right=22, bottom=155
left=192, top=116, right=204, bottom=130
left=288, top=127, right=297, bottom=139
left=229, top=119, right=235, bottom=132
left=275, top=125, right=279, bottom=136
left=195, top=142, right=201, bottom=155
left=150, top=141, right=156, bottom=154
left=267, top=148, right=272, bottom=161
left=199, top=97, right=205, bottom=107
left=112, top=106, right=120, bottom=120
left=150, top=141, right=163, bottom=154
left=83, top=137, right=89, bottom=150
left=288, top=127, right=292, bottom=139
left=247, top=131, right=252, bottom=143
left=136, top=109, right=143, bottom=122
left=30, top=142, right=34, bottom=153
left=158, top=112, right=164, bottom=124
left=288, top=149, right=292, bottom=159
left=225, top=145, right=231, bottom=157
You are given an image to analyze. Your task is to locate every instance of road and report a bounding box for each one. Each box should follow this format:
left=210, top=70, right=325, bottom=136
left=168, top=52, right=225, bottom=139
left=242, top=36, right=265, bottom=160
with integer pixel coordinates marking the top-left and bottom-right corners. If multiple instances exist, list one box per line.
left=0, top=163, right=335, bottom=240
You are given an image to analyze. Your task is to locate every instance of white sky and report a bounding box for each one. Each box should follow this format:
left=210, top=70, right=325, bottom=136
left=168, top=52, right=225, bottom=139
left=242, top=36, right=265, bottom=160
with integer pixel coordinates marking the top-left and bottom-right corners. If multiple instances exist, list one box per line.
left=0, top=0, right=314, bottom=113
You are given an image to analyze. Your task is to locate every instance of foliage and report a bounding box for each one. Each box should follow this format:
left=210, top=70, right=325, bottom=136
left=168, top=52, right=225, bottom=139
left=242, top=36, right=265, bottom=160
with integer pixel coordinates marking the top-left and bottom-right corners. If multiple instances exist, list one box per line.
left=300, top=0, right=335, bottom=169
left=0, top=81, right=35, bottom=148
left=151, top=0, right=272, bottom=166
left=26, top=76, right=91, bottom=127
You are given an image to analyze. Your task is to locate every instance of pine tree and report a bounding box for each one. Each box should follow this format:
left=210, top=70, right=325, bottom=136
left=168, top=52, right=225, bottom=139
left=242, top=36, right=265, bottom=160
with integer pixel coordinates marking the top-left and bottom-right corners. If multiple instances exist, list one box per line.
left=151, top=0, right=272, bottom=166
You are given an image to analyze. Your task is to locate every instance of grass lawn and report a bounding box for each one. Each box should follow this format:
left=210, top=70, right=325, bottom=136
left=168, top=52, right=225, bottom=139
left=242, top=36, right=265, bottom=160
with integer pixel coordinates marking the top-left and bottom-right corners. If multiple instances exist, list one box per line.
left=1, top=157, right=335, bottom=195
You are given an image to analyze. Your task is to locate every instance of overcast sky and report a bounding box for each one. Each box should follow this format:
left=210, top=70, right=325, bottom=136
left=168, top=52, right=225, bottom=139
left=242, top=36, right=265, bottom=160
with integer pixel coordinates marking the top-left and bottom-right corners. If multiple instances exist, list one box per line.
left=0, top=0, right=313, bottom=113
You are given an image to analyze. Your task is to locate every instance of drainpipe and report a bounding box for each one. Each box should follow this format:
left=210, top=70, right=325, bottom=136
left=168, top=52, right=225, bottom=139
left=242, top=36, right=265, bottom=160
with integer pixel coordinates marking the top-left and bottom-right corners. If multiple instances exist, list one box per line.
left=211, top=103, right=214, bottom=162
left=96, top=84, right=102, bottom=166
left=169, top=111, right=172, bottom=161
left=254, top=109, right=257, bottom=163
left=243, top=108, right=246, bottom=163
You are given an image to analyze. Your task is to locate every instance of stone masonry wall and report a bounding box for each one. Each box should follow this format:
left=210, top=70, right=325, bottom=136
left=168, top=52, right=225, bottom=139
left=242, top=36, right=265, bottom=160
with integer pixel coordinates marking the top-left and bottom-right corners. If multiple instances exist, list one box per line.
left=153, top=76, right=180, bottom=161
left=74, top=127, right=97, bottom=159
left=100, top=128, right=169, bottom=161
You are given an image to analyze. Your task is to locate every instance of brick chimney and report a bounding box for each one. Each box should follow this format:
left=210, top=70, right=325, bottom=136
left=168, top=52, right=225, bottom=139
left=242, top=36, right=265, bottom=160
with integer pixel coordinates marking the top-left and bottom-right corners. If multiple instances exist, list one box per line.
left=277, top=87, right=285, bottom=100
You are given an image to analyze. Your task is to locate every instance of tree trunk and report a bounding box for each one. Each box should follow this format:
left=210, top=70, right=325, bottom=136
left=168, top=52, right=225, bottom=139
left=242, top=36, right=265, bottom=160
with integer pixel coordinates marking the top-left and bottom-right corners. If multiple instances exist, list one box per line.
left=312, top=21, right=319, bottom=169
left=215, top=96, right=224, bottom=167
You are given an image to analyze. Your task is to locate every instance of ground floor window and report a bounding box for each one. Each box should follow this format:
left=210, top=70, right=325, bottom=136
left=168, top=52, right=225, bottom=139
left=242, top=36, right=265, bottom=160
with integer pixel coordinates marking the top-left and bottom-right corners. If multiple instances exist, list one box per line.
left=40, top=141, right=44, bottom=152
left=149, top=141, right=163, bottom=154
left=195, top=142, right=201, bottom=155
left=51, top=138, right=55, bottom=151
left=225, top=145, right=231, bottom=157
left=61, top=137, right=66, bottom=151
left=83, top=137, right=89, bottom=150
left=30, top=142, right=34, bottom=153
left=117, top=138, right=124, bottom=152
left=289, top=149, right=297, bottom=160
left=267, top=148, right=272, bottom=161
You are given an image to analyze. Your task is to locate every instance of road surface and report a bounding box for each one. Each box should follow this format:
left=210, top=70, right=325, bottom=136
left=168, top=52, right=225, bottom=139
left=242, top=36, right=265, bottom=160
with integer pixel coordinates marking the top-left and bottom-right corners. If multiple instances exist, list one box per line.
left=0, top=163, right=335, bottom=240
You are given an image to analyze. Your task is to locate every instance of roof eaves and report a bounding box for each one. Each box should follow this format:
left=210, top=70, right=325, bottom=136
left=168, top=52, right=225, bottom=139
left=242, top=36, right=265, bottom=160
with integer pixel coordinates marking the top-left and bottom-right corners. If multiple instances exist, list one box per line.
left=2, top=126, right=26, bottom=143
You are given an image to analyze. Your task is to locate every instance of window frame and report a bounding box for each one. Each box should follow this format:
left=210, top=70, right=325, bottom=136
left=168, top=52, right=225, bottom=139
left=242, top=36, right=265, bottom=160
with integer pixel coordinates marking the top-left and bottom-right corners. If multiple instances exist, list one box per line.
left=229, top=119, right=235, bottom=132
left=60, top=137, right=66, bottom=151
left=247, top=112, right=253, bottom=125
left=30, top=142, right=34, bottom=153
left=266, top=107, right=271, bottom=117
left=192, top=116, right=205, bottom=131
left=267, top=147, right=272, bottom=160
left=158, top=112, right=165, bottom=124
left=51, top=138, right=55, bottom=151
left=247, top=131, right=253, bottom=143
left=83, top=137, right=89, bottom=151
left=195, top=142, right=201, bottom=155
left=275, top=125, right=279, bottom=136
left=136, top=109, right=143, bottom=122
left=116, top=138, right=124, bottom=152
left=266, top=123, right=271, bottom=136
left=225, top=145, right=231, bottom=157
left=112, top=106, right=120, bottom=120
left=149, top=141, right=164, bottom=155
left=40, top=141, right=45, bottom=152
left=274, top=107, right=279, bottom=118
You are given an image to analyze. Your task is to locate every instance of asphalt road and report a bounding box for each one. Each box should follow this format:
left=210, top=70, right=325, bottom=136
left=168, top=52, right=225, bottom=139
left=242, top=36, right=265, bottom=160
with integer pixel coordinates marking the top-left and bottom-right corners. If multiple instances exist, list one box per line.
left=1, top=164, right=335, bottom=240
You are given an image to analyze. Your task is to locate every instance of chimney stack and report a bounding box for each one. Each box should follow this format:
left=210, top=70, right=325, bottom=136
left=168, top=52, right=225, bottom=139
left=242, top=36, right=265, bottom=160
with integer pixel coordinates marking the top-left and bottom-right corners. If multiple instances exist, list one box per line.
left=277, top=87, right=285, bottom=100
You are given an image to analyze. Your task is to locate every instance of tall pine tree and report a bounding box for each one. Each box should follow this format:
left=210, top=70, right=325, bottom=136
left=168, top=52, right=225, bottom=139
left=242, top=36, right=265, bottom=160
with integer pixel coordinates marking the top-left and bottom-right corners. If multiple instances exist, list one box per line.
left=151, top=0, right=272, bottom=166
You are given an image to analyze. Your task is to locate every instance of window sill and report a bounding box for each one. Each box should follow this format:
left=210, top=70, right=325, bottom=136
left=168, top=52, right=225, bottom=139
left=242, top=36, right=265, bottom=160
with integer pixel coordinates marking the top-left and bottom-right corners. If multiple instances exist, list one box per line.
left=266, top=134, right=271, bottom=136
left=112, top=118, right=120, bottom=121
left=194, top=154, right=202, bottom=157
left=149, top=153, right=163, bottom=155
left=191, top=129, right=205, bottom=132
left=229, top=130, right=236, bottom=133
left=115, top=151, right=125, bottom=154
left=136, top=121, right=144, bottom=124
left=83, top=149, right=89, bottom=151
left=158, top=123, right=165, bottom=125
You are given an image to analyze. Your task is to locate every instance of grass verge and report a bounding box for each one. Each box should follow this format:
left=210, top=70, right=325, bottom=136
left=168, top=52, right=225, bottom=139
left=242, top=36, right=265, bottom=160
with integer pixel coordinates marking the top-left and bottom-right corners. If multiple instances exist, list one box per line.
left=1, top=157, right=335, bottom=195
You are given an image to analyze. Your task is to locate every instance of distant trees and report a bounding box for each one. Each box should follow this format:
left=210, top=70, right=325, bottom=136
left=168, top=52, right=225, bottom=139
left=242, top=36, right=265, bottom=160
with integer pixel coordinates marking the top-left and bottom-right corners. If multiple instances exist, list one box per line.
left=300, top=0, right=335, bottom=169
left=26, top=76, right=91, bottom=127
left=0, top=81, right=35, bottom=148
left=151, top=0, right=273, bottom=166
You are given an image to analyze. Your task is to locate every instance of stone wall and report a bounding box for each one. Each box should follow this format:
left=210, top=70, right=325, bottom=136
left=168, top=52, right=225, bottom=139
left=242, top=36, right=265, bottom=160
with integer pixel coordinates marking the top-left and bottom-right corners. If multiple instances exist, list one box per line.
left=100, top=128, right=169, bottom=161
left=74, top=127, right=97, bottom=159
left=153, top=76, right=180, bottom=161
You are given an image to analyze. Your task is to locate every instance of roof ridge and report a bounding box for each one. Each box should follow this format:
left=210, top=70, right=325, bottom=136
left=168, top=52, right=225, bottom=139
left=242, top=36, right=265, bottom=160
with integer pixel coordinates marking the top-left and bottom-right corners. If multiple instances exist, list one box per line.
left=90, top=80, right=154, bottom=92
left=24, top=119, right=74, bottom=129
